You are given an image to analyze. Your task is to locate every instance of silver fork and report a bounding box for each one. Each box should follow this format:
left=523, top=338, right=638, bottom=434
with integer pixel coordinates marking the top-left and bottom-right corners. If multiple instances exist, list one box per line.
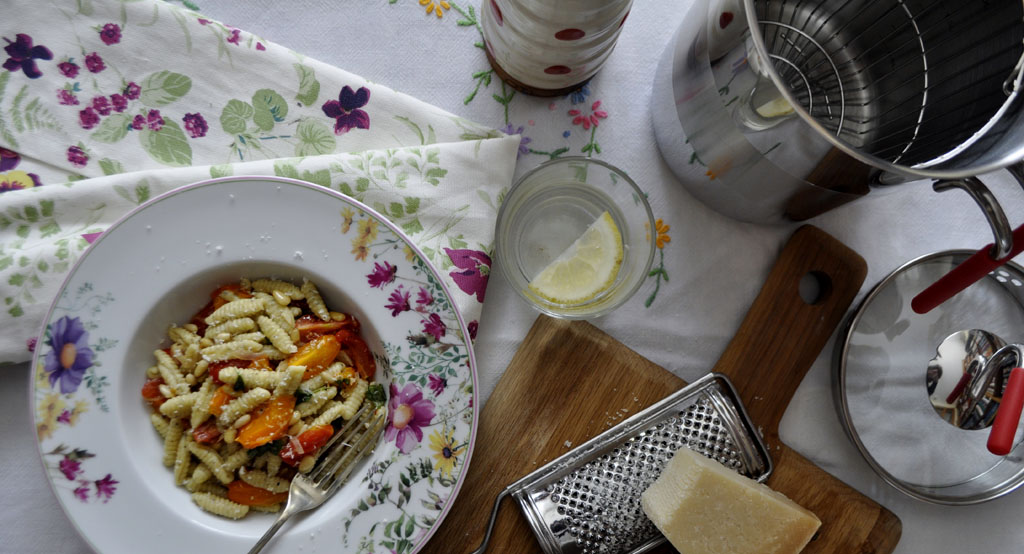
left=248, top=403, right=387, bottom=554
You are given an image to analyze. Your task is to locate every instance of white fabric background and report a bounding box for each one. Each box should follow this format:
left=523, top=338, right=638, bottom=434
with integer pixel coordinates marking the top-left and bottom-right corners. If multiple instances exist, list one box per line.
left=4, top=0, right=1024, bottom=552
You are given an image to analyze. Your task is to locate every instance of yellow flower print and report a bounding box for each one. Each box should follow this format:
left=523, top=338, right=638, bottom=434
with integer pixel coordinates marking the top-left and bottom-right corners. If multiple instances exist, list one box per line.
left=420, top=0, right=451, bottom=18
left=356, top=218, right=378, bottom=242
left=351, top=240, right=370, bottom=262
left=340, top=207, right=355, bottom=234
left=403, top=245, right=416, bottom=262
left=37, top=392, right=65, bottom=441
left=429, top=427, right=465, bottom=479
left=0, top=170, right=40, bottom=192
left=67, top=400, right=90, bottom=426
left=655, top=219, right=671, bottom=249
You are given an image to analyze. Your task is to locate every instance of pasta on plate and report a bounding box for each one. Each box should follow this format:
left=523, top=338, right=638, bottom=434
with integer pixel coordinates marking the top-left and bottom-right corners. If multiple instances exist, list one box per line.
left=140, top=277, right=386, bottom=519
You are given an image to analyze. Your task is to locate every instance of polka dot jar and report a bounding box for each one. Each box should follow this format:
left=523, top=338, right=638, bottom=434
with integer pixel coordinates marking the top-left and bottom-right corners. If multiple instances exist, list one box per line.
left=482, top=0, right=633, bottom=96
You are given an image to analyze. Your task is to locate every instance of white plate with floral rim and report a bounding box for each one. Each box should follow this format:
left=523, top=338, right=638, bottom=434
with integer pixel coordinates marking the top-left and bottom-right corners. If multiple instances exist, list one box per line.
left=30, top=176, right=477, bottom=554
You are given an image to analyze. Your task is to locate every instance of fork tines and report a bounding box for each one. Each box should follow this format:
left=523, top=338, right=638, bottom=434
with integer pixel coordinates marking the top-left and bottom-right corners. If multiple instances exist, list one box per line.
left=308, top=404, right=386, bottom=491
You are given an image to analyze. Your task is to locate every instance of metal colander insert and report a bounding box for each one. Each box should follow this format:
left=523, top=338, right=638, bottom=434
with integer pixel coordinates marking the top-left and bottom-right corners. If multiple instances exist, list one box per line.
left=472, top=373, right=772, bottom=554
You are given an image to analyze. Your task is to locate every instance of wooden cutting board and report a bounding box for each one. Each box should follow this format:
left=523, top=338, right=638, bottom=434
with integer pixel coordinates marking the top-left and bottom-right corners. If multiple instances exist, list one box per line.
left=424, top=225, right=902, bottom=553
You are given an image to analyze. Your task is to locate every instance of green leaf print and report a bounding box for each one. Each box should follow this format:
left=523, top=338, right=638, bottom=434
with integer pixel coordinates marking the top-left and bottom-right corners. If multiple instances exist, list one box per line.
left=273, top=162, right=300, bottom=180
left=140, top=71, right=193, bottom=107
left=220, top=99, right=253, bottom=134
left=98, top=158, right=125, bottom=175
left=294, top=119, right=335, bottom=157
left=90, top=113, right=131, bottom=143
left=139, top=120, right=192, bottom=167
left=424, top=167, right=448, bottom=186
left=251, top=89, right=288, bottom=132
left=405, top=197, right=420, bottom=214
left=293, top=64, right=320, bottom=107
left=210, top=164, right=233, bottom=178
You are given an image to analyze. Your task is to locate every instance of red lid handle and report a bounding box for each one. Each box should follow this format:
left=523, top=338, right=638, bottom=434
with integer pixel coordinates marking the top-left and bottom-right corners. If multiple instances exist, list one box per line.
left=988, top=367, right=1024, bottom=456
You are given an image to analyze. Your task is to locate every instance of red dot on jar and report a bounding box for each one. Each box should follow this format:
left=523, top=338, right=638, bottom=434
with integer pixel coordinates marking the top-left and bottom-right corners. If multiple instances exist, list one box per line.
left=719, top=12, right=734, bottom=28
left=620, top=10, right=630, bottom=27
left=555, top=28, right=586, bottom=40
left=490, top=0, right=504, bottom=25
left=544, top=65, right=572, bottom=75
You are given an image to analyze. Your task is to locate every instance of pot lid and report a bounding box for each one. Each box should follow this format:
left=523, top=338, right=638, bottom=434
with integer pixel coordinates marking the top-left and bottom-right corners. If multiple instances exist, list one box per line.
left=836, top=250, right=1024, bottom=504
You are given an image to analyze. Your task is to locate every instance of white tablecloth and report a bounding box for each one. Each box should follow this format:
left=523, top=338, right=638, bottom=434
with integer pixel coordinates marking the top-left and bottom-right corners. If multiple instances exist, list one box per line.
left=4, top=0, right=1024, bottom=552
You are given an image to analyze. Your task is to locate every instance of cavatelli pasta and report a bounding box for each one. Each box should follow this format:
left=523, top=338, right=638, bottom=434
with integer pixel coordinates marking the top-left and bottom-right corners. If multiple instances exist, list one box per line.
left=168, top=325, right=201, bottom=346
left=173, top=435, right=191, bottom=486
left=301, top=279, right=330, bottom=321
left=251, top=278, right=304, bottom=300
left=218, top=368, right=283, bottom=390
left=186, top=464, right=212, bottom=492
left=159, top=391, right=200, bottom=419
left=311, top=379, right=367, bottom=428
left=298, top=362, right=344, bottom=395
left=162, top=418, right=184, bottom=467
left=203, top=317, right=256, bottom=339
left=186, top=440, right=233, bottom=484
left=200, top=339, right=263, bottom=362
left=258, top=315, right=297, bottom=354
left=274, top=366, right=306, bottom=398
left=190, top=378, right=215, bottom=428
left=150, top=413, right=170, bottom=438
left=205, top=298, right=265, bottom=326
left=240, top=469, right=291, bottom=493
left=217, top=388, right=271, bottom=428
left=296, top=386, right=338, bottom=418
left=191, top=492, right=249, bottom=520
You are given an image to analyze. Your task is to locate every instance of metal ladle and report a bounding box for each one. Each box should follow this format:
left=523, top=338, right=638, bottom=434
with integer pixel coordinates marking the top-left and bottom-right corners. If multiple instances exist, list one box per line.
left=928, top=330, right=1024, bottom=454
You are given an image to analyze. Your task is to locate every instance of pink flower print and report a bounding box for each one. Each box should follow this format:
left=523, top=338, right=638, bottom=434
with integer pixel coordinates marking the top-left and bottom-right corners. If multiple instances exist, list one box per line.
left=78, top=107, right=99, bottom=129
left=444, top=248, right=491, bottom=302
left=91, top=95, right=111, bottom=116
left=416, top=287, right=433, bottom=307
left=66, top=146, right=88, bottom=168
left=123, top=82, right=140, bottom=100
left=568, top=100, right=608, bottom=130
left=227, top=28, right=241, bottom=45
left=367, top=261, right=397, bottom=289
left=182, top=112, right=208, bottom=138
left=84, top=52, right=104, bottom=73
left=385, top=382, right=435, bottom=454
left=197, top=18, right=212, bottom=25
left=146, top=109, right=164, bottom=131
left=98, top=23, right=121, bottom=45
left=468, top=320, right=478, bottom=341
left=26, top=336, right=37, bottom=353
left=73, top=483, right=90, bottom=501
left=131, top=114, right=145, bottom=130
left=386, top=286, right=411, bottom=317
left=2, top=34, right=52, bottom=79
left=322, top=86, right=371, bottom=135
left=110, top=93, right=126, bottom=112
left=423, top=313, right=446, bottom=341
left=94, top=474, right=118, bottom=502
left=428, top=374, right=446, bottom=396
left=57, top=89, right=78, bottom=105
left=59, top=457, right=82, bottom=480
left=58, top=60, right=78, bottom=78
left=256, top=42, right=266, bottom=51
left=57, top=409, right=73, bottom=424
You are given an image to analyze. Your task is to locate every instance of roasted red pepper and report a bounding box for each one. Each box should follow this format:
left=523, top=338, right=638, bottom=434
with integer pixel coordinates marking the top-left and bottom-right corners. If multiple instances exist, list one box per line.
left=335, top=329, right=376, bottom=380
left=279, top=424, right=334, bottom=467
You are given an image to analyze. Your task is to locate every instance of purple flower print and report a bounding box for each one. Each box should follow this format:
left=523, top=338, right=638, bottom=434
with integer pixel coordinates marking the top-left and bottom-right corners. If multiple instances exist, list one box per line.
left=416, top=287, right=433, bottom=307
left=26, top=336, right=37, bottom=353
left=91, top=95, right=111, bottom=116
left=66, top=145, right=88, bottom=168
left=182, top=112, right=208, bottom=138
left=2, top=34, right=52, bottom=79
left=444, top=248, right=491, bottom=303
left=78, top=107, right=99, bottom=130
left=58, top=60, right=79, bottom=78
left=322, top=86, right=371, bottom=135
left=428, top=374, right=447, bottom=396
left=123, top=81, right=140, bottom=100
left=57, top=409, right=73, bottom=424
left=367, top=261, right=397, bottom=288
left=43, top=316, right=94, bottom=394
left=385, top=382, right=435, bottom=454
left=99, top=23, right=121, bottom=45
left=386, top=286, right=411, bottom=317
left=73, top=483, right=90, bottom=501
left=0, top=147, right=19, bottom=172
left=423, top=313, right=446, bottom=341
left=256, top=42, right=266, bottom=51
left=501, top=123, right=532, bottom=158
left=57, top=89, right=78, bottom=106
left=95, top=474, right=118, bottom=502
left=146, top=109, right=164, bottom=131
left=468, top=320, right=478, bottom=341
left=84, top=52, right=104, bottom=73
left=59, top=457, right=82, bottom=480
left=131, top=114, right=145, bottom=130
left=0, top=171, right=41, bottom=192
left=226, top=28, right=241, bottom=45
left=110, top=93, right=126, bottom=112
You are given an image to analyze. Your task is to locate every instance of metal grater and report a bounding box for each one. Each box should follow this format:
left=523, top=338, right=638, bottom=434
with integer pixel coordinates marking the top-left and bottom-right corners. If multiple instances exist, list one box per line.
left=471, top=372, right=773, bottom=554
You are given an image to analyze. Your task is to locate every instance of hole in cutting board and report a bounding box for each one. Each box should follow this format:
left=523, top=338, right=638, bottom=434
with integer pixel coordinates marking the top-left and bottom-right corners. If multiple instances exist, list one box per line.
left=799, top=271, right=832, bottom=305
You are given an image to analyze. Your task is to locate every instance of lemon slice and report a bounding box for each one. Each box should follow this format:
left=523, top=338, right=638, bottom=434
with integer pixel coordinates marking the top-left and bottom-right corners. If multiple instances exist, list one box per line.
left=528, top=211, right=623, bottom=304
left=755, top=96, right=795, bottom=118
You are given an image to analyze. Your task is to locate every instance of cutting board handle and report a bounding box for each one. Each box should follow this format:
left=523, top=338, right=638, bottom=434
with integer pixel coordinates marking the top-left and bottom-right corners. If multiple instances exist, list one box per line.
left=711, top=225, right=867, bottom=439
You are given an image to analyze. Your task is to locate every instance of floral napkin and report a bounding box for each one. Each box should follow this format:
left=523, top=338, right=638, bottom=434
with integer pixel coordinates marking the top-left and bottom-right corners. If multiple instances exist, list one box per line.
left=0, top=0, right=520, bottom=364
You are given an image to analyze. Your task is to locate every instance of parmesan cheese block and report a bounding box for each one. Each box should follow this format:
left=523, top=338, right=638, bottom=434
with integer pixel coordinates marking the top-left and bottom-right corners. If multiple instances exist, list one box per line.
left=641, top=446, right=821, bottom=554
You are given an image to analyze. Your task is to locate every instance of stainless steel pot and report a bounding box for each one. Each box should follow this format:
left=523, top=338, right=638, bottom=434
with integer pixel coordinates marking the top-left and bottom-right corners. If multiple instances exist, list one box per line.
left=653, top=0, right=1024, bottom=252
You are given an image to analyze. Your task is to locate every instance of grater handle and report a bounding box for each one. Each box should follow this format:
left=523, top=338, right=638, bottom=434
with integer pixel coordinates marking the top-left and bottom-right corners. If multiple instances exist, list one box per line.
left=468, top=486, right=514, bottom=554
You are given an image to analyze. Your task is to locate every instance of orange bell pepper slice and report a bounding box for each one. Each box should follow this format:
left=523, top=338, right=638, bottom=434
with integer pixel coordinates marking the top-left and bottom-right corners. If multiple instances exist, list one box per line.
left=288, top=335, right=341, bottom=380
left=335, top=329, right=377, bottom=380
left=236, top=394, right=296, bottom=449
left=208, top=385, right=234, bottom=416
left=226, top=480, right=288, bottom=507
